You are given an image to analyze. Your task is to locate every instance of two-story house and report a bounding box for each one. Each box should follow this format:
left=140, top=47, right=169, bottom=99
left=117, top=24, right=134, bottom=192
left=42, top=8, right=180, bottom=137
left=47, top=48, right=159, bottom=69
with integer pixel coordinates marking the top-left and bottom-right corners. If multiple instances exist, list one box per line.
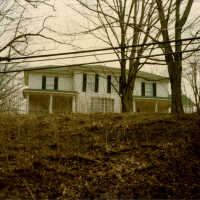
left=23, top=65, right=171, bottom=114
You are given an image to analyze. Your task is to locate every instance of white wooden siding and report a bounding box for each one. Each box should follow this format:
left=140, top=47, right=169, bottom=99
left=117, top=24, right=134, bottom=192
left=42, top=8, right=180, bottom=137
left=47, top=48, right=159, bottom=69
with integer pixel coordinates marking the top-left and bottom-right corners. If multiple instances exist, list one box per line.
left=28, top=72, right=73, bottom=91
left=59, top=76, right=73, bottom=91
left=29, top=73, right=42, bottom=89
left=73, top=72, right=82, bottom=92
left=157, top=81, right=169, bottom=97
left=133, top=80, right=141, bottom=96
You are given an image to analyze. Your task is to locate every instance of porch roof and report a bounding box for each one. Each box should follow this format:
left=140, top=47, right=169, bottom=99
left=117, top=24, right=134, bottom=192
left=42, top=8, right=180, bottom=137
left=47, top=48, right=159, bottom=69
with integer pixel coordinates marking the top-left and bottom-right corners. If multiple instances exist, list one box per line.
left=23, top=88, right=78, bottom=98
left=133, top=95, right=171, bottom=101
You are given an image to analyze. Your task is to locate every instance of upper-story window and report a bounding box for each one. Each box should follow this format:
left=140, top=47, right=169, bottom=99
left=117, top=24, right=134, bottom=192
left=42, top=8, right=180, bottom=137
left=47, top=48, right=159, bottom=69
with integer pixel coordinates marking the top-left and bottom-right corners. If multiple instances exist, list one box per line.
left=146, top=82, right=153, bottom=96
left=87, top=74, right=95, bottom=92
left=141, top=82, right=156, bottom=97
left=82, top=73, right=99, bottom=92
left=42, top=76, right=58, bottom=90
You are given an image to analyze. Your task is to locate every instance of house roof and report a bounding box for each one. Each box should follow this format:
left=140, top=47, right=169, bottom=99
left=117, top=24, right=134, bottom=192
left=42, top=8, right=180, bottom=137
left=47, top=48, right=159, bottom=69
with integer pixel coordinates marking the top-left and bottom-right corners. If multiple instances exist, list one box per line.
left=169, top=95, right=195, bottom=106
left=24, top=64, right=169, bottom=85
left=73, top=65, right=168, bottom=81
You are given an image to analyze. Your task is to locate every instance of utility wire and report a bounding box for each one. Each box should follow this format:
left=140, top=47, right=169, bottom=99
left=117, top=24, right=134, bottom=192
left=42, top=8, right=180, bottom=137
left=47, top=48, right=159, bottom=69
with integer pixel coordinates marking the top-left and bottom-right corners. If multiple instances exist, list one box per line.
left=1, top=48, right=200, bottom=74
left=0, top=36, right=200, bottom=62
left=1, top=51, right=116, bottom=65
left=1, top=40, right=200, bottom=65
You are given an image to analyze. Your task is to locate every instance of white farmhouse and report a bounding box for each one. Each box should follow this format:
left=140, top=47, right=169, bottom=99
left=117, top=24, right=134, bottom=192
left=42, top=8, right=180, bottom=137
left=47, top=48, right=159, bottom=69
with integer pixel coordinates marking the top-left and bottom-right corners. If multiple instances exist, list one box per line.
left=23, top=65, right=171, bottom=114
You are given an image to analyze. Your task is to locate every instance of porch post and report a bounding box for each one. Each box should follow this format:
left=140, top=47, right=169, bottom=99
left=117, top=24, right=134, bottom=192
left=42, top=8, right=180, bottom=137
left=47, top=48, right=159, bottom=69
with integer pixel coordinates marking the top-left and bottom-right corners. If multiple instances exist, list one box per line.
left=133, top=99, right=136, bottom=112
left=49, top=95, right=53, bottom=114
left=72, top=96, right=76, bottom=113
left=26, top=94, right=29, bottom=114
left=155, top=101, right=158, bottom=113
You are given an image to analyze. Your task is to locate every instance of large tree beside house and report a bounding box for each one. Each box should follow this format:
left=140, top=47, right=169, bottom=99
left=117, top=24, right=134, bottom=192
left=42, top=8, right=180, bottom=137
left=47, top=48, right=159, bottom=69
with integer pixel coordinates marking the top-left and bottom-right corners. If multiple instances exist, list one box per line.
left=155, top=0, right=199, bottom=114
left=70, top=0, right=164, bottom=112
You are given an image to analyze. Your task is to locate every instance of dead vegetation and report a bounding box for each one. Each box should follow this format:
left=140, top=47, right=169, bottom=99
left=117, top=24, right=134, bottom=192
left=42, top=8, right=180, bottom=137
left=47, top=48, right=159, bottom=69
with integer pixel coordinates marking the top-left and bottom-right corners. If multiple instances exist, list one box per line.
left=0, top=113, right=200, bottom=199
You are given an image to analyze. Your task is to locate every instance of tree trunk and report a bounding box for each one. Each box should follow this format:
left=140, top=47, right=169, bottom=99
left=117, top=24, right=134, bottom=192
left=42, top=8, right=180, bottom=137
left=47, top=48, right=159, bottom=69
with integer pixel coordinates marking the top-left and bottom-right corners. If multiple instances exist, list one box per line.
left=121, top=88, right=133, bottom=112
left=168, top=63, right=184, bottom=114
left=197, top=105, right=200, bottom=115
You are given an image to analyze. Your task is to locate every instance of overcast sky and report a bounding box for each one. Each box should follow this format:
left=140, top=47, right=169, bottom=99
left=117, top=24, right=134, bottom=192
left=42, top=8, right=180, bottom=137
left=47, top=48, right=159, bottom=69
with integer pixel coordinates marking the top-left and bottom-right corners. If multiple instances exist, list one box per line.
left=26, top=0, right=200, bottom=70
left=11, top=0, right=197, bottom=99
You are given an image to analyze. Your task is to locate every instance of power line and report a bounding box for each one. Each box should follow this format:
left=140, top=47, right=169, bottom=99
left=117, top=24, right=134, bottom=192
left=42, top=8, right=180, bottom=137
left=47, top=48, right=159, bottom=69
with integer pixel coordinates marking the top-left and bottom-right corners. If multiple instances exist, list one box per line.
left=1, top=48, right=200, bottom=74
left=1, top=51, right=116, bottom=65
left=0, top=36, right=200, bottom=62
left=1, top=40, right=200, bottom=65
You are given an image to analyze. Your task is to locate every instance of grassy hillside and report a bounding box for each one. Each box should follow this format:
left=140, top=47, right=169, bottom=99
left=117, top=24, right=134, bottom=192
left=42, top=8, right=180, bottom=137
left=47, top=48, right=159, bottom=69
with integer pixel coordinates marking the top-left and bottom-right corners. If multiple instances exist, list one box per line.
left=0, top=113, right=200, bottom=199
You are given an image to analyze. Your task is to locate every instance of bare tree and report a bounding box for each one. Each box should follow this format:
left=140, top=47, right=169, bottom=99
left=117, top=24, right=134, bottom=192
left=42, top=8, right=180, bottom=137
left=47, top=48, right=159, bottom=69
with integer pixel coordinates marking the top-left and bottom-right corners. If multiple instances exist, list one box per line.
left=0, top=63, right=23, bottom=112
left=70, top=0, right=165, bottom=112
left=0, top=0, right=66, bottom=58
left=155, top=0, right=200, bottom=114
left=184, top=53, right=200, bottom=114
left=0, top=0, right=68, bottom=112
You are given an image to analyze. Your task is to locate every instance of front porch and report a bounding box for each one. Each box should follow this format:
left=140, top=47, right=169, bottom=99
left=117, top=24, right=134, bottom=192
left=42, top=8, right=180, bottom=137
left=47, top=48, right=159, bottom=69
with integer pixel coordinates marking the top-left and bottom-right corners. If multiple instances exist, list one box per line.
left=23, top=89, right=78, bottom=114
left=133, top=96, right=171, bottom=113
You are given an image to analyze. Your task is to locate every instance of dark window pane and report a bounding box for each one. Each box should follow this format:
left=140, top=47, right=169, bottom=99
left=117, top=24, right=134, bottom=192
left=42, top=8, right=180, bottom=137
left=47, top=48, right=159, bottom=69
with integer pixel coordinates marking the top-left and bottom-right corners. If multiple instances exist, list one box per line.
left=107, top=75, right=111, bottom=93
left=54, top=77, right=58, bottom=90
left=141, top=82, right=145, bottom=96
left=153, top=83, right=156, bottom=97
left=42, top=76, right=46, bottom=90
left=82, top=73, right=87, bottom=92
left=95, top=74, right=99, bottom=92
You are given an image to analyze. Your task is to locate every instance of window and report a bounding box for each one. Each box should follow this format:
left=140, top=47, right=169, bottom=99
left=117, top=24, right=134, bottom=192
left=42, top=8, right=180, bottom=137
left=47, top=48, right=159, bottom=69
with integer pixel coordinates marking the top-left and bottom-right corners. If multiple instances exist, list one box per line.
left=42, top=76, right=58, bottom=90
left=82, top=73, right=95, bottom=92
left=87, top=74, right=95, bottom=92
left=105, top=98, right=114, bottom=112
left=145, top=82, right=153, bottom=96
left=112, top=76, right=119, bottom=93
left=141, top=82, right=156, bottom=97
left=91, top=98, right=114, bottom=113
left=107, top=75, right=111, bottom=93
left=46, top=77, right=54, bottom=89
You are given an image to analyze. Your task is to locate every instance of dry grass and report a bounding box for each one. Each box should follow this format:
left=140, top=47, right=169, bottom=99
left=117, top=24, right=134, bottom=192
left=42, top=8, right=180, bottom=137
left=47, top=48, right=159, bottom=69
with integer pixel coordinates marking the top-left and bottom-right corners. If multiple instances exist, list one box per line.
left=0, top=113, right=200, bottom=199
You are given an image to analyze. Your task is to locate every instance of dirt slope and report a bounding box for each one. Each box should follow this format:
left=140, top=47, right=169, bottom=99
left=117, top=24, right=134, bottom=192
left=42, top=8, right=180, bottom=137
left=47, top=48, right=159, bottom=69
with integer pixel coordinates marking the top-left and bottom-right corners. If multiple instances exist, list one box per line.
left=0, top=113, right=200, bottom=199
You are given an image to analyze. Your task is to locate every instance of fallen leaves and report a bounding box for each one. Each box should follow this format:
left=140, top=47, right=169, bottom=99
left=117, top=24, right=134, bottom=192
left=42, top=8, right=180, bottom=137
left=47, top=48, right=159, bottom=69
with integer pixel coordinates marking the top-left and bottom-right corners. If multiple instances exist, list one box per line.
left=0, top=113, right=199, bottom=199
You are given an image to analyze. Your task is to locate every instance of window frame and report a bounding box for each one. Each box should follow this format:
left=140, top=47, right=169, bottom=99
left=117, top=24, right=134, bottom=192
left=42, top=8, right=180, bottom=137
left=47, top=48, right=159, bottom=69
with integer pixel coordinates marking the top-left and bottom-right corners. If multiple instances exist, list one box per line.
left=42, top=76, right=58, bottom=90
left=91, top=97, right=114, bottom=113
